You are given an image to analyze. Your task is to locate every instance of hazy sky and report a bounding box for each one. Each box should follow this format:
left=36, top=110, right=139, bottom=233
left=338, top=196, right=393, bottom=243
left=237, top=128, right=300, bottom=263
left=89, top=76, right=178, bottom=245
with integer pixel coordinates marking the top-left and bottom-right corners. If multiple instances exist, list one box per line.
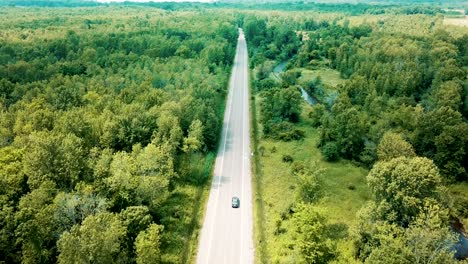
left=95, top=0, right=217, bottom=2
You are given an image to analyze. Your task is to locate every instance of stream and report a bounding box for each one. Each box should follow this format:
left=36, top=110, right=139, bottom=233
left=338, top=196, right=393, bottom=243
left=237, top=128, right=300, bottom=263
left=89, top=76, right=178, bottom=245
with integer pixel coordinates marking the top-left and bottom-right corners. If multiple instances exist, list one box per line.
left=454, top=229, right=468, bottom=259
left=300, top=87, right=317, bottom=105
left=274, top=61, right=317, bottom=106
left=272, top=61, right=468, bottom=259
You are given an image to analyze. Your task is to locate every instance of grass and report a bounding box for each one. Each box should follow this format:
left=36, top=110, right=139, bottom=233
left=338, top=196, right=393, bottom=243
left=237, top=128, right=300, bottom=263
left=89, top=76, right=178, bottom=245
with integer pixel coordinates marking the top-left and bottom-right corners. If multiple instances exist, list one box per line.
left=299, top=67, right=345, bottom=88
left=251, top=69, right=270, bottom=264
left=444, top=17, right=468, bottom=27
left=160, top=153, right=215, bottom=264
left=252, top=99, right=370, bottom=263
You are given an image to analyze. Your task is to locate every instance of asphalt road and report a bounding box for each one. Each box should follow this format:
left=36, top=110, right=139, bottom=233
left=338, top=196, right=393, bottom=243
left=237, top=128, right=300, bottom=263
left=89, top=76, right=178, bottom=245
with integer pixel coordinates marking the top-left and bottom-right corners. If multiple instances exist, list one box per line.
left=196, top=29, right=254, bottom=264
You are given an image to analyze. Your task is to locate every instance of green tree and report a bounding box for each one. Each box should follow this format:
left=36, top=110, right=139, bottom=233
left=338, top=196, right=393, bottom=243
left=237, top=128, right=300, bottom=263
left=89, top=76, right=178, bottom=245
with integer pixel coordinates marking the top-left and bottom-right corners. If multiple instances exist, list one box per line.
left=0, top=198, right=18, bottom=263
left=293, top=204, right=336, bottom=264
left=135, top=224, right=163, bottom=264
left=332, top=106, right=368, bottom=160
left=279, top=86, right=303, bottom=122
left=24, top=132, right=85, bottom=191
left=105, top=151, right=138, bottom=210
left=295, top=163, right=323, bottom=203
left=427, top=81, right=463, bottom=111
left=321, top=141, right=339, bottom=162
left=14, top=181, right=58, bottom=264
left=153, top=112, right=183, bottom=154
left=57, top=212, right=127, bottom=264
left=434, top=123, right=468, bottom=181
left=308, top=104, right=325, bottom=128
left=53, top=187, right=108, bottom=233
left=367, top=157, right=442, bottom=227
left=120, top=206, right=152, bottom=261
left=364, top=203, right=457, bottom=264
left=0, top=146, right=26, bottom=202
left=182, top=119, right=204, bottom=153
left=377, top=132, right=416, bottom=161
left=260, top=86, right=303, bottom=135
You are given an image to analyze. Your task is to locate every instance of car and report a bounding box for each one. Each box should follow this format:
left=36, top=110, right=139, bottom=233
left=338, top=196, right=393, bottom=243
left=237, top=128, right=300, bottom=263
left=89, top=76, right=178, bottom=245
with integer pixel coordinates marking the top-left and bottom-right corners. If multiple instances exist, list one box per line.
left=232, top=196, right=240, bottom=208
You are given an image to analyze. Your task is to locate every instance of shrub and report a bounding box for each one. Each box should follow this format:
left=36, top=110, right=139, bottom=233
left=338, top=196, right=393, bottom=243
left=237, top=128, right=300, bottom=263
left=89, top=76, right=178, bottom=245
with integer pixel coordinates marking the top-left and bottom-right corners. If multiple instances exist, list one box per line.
left=321, top=141, right=339, bottom=161
left=278, top=129, right=305, bottom=141
left=296, top=169, right=323, bottom=203
left=270, top=121, right=305, bottom=141
left=308, top=104, right=325, bottom=127
left=258, top=145, right=266, bottom=156
left=282, top=154, right=294, bottom=163
left=271, top=146, right=277, bottom=153
left=291, top=161, right=306, bottom=174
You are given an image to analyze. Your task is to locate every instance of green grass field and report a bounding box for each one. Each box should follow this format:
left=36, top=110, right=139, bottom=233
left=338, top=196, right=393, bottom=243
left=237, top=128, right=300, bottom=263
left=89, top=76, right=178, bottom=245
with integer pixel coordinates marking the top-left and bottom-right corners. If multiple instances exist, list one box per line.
left=253, top=100, right=370, bottom=263
left=299, top=68, right=345, bottom=88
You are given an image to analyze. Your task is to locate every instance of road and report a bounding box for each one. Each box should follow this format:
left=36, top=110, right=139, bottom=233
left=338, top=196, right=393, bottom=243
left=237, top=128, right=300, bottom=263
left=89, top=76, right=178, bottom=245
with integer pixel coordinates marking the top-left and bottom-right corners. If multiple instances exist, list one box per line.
left=196, top=28, right=254, bottom=264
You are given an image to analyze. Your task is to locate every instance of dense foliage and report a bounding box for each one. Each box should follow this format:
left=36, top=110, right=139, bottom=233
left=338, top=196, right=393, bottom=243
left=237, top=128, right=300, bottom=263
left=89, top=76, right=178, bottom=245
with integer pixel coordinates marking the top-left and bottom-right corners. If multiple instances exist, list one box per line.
left=246, top=9, right=467, bottom=263
left=0, top=7, right=237, bottom=263
left=247, top=11, right=467, bottom=180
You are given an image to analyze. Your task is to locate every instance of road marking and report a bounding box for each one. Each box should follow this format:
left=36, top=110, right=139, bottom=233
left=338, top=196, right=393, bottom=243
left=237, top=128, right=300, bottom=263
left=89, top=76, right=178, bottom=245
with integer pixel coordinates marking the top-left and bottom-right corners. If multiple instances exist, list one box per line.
left=204, top=36, right=239, bottom=264
left=240, top=36, right=245, bottom=264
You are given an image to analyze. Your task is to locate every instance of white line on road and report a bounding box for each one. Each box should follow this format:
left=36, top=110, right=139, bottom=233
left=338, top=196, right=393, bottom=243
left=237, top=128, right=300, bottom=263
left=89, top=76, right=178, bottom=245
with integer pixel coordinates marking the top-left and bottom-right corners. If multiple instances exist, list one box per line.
left=204, top=42, right=238, bottom=264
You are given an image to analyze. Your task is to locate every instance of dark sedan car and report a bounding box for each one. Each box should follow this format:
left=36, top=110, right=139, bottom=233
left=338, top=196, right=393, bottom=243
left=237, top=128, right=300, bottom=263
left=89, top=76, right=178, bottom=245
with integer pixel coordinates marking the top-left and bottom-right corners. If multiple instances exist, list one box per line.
left=232, top=196, right=240, bottom=208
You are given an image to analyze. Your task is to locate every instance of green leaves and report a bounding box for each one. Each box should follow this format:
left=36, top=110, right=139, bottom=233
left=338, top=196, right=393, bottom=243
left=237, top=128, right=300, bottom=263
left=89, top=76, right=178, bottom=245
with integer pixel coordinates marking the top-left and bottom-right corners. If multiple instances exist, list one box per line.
left=364, top=204, right=457, bottom=264
left=105, top=142, right=172, bottom=212
left=182, top=119, right=204, bottom=153
left=356, top=156, right=458, bottom=263
left=377, top=132, right=416, bottom=162
left=135, top=224, right=163, bottom=264
left=24, top=132, right=85, bottom=191
left=260, top=86, right=303, bottom=136
left=292, top=204, right=336, bottom=264
left=367, top=157, right=442, bottom=227
left=0, top=8, right=238, bottom=263
left=57, top=212, right=126, bottom=264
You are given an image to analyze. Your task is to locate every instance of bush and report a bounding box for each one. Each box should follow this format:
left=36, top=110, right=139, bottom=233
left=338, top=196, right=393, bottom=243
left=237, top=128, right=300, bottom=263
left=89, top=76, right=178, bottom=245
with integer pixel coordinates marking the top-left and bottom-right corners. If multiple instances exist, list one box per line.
left=296, top=166, right=324, bottom=203
left=291, top=161, right=306, bottom=174
left=321, top=141, right=339, bottom=161
left=270, top=121, right=305, bottom=141
left=308, top=104, right=325, bottom=127
left=282, top=154, right=294, bottom=163
left=278, top=129, right=305, bottom=141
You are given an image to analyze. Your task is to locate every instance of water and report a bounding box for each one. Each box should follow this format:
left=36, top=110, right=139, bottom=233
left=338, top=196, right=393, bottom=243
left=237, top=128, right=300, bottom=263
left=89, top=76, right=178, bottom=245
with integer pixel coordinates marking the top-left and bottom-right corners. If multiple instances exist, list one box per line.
left=273, top=61, right=287, bottom=74
left=300, top=87, right=317, bottom=105
left=454, top=230, right=468, bottom=259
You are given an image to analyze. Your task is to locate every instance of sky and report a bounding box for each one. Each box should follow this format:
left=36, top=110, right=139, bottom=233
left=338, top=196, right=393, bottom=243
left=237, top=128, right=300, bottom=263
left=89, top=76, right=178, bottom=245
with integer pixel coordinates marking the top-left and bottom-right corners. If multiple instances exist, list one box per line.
left=95, top=0, right=217, bottom=2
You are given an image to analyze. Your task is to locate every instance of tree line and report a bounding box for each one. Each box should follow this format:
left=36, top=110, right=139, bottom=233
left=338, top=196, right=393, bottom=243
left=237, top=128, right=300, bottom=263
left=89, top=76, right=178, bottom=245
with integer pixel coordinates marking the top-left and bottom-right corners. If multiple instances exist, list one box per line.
left=0, top=7, right=237, bottom=263
left=245, top=11, right=467, bottom=263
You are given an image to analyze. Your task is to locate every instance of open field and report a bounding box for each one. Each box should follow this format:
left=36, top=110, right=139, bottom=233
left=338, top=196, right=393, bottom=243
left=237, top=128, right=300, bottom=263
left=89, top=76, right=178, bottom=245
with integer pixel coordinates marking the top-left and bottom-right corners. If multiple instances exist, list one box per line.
left=299, top=68, right=345, bottom=88
left=253, top=100, right=370, bottom=263
left=444, top=16, right=468, bottom=27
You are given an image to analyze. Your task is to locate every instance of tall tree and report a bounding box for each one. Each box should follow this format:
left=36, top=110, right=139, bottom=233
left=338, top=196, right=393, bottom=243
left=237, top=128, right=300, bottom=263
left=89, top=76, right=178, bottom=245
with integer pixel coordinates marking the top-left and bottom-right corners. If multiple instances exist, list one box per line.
left=135, top=224, right=163, bottom=264
left=377, top=132, right=416, bottom=161
left=367, top=157, right=442, bottom=227
left=57, top=212, right=127, bottom=264
left=292, top=204, right=336, bottom=264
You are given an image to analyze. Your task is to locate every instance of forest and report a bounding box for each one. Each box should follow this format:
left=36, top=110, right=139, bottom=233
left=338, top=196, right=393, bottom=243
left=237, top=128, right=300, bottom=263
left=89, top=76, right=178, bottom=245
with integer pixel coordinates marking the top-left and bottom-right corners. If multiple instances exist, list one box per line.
left=0, top=1, right=467, bottom=264
left=0, top=6, right=237, bottom=264
left=245, top=7, right=468, bottom=264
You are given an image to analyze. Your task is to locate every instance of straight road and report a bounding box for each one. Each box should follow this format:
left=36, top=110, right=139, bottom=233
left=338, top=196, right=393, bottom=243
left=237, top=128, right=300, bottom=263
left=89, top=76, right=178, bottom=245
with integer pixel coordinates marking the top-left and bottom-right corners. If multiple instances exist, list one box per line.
left=196, top=28, right=254, bottom=264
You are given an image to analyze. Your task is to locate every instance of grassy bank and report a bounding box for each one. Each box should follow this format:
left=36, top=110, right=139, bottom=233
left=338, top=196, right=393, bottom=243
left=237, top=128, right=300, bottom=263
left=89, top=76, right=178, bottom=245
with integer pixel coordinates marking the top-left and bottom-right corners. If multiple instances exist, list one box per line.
left=161, top=153, right=215, bottom=263
left=251, top=69, right=270, bottom=264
